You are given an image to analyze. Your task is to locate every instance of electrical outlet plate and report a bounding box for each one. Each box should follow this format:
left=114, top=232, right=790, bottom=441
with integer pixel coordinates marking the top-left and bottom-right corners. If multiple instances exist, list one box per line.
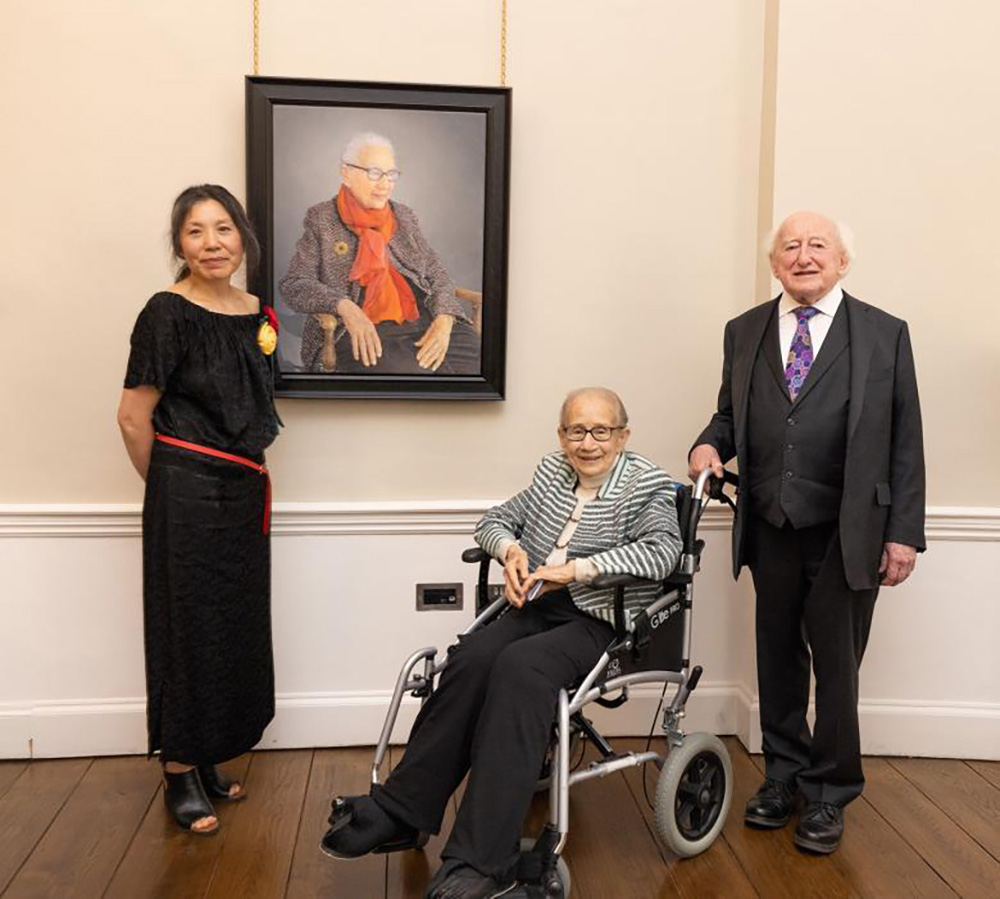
left=416, top=583, right=464, bottom=611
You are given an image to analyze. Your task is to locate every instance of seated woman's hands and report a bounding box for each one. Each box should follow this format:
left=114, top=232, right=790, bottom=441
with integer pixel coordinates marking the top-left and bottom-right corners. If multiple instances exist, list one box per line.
left=503, top=545, right=531, bottom=607
left=504, top=545, right=576, bottom=608
left=337, top=298, right=383, bottom=367
left=414, top=314, right=454, bottom=371
left=523, top=563, right=575, bottom=600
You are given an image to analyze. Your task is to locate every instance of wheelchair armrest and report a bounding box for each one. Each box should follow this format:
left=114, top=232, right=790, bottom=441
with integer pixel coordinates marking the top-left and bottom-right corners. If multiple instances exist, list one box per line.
left=462, top=547, right=491, bottom=564
left=591, top=573, right=661, bottom=590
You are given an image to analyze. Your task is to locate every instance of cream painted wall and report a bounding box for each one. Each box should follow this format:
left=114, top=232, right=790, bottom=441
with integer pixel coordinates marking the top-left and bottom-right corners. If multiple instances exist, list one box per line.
left=771, top=0, right=1000, bottom=506
left=0, top=0, right=766, bottom=503
left=3, top=1, right=1000, bottom=762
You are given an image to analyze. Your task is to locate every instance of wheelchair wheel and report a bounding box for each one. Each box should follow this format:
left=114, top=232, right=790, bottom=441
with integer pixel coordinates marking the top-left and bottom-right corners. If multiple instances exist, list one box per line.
left=655, top=731, right=732, bottom=858
left=518, top=838, right=571, bottom=898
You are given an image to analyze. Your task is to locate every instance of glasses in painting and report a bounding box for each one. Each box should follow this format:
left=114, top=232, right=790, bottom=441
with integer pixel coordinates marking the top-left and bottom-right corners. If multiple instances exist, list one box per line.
left=561, top=425, right=623, bottom=442
left=344, top=162, right=401, bottom=183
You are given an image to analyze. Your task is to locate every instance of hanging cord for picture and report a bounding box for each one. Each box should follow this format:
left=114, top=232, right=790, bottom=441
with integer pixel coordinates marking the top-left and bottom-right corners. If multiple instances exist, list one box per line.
left=500, top=0, right=508, bottom=86
left=253, top=0, right=260, bottom=75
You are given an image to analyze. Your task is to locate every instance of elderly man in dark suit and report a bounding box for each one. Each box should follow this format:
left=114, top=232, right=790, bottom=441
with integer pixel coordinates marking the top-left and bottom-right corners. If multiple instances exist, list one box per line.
left=689, top=211, right=925, bottom=854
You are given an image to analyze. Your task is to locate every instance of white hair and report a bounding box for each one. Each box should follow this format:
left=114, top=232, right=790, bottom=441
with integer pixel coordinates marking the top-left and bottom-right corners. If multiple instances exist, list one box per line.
left=764, top=215, right=856, bottom=270
left=560, top=387, right=629, bottom=428
left=341, top=132, right=395, bottom=165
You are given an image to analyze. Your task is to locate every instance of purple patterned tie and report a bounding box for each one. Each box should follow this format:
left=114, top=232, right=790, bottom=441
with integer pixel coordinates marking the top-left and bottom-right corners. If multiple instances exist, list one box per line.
left=785, top=306, right=820, bottom=400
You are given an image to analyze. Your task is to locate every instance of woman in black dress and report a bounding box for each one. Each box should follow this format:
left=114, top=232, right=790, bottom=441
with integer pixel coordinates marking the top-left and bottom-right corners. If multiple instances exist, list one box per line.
left=117, top=185, right=281, bottom=835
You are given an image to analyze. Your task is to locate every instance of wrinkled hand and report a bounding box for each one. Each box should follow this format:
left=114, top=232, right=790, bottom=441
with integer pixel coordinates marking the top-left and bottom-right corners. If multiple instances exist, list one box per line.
left=879, top=542, right=917, bottom=587
left=688, top=444, right=723, bottom=490
left=503, top=545, right=531, bottom=607
left=522, top=562, right=577, bottom=601
left=336, top=299, right=382, bottom=367
left=414, top=314, right=454, bottom=371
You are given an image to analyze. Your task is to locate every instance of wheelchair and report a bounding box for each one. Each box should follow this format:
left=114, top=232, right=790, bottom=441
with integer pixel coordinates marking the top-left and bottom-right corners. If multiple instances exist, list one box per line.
left=367, top=468, right=739, bottom=897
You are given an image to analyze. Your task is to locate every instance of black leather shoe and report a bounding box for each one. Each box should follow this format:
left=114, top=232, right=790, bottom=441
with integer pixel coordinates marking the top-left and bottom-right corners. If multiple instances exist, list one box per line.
left=794, top=801, right=844, bottom=854
left=744, top=778, right=795, bottom=828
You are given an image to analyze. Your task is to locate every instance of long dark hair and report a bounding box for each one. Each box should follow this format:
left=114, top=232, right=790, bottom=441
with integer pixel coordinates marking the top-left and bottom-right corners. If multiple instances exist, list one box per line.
left=170, top=184, right=260, bottom=283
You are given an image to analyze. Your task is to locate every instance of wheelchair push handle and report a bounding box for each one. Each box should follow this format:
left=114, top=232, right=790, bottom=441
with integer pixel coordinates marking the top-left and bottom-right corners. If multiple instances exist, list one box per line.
left=693, top=465, right=737, bottom=498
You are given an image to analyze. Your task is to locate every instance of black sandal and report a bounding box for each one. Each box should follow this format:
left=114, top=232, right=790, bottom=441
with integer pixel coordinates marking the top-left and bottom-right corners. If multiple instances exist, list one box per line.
left=163, top=768, right=219, bottom=835
left=198, top=764, right=247, bottom=802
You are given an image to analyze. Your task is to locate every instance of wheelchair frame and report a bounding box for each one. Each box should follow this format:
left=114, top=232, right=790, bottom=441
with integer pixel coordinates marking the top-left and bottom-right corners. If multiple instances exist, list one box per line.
left=368, top=467, right=735, bottom=887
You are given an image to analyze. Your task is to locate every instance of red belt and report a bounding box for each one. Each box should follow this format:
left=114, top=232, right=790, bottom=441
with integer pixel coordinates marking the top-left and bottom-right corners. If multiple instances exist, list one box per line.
left=155, top=434, right=271, bottom=535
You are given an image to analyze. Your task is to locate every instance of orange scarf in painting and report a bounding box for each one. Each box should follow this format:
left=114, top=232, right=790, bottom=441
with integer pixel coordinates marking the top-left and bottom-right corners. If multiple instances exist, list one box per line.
left=336, top=186, right=419, bottom=325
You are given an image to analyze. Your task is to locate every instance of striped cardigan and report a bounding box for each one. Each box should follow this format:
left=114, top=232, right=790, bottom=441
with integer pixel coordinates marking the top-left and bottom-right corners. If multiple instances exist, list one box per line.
left=475, top=451, right=683, bottom=625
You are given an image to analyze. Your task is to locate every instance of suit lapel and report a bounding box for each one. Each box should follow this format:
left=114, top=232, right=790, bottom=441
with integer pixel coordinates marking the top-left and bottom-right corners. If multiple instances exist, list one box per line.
left=791, top=300, right=849, bottom=407
left=735, top=298, right=781, bottom=450
left=762, top=305, right=790, bottom=396
left=845, top=293, right=875, bottom=445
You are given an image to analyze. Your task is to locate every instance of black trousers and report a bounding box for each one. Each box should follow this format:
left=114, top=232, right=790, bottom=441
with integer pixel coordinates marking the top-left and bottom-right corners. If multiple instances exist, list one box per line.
left=335, top=295, right=481, bottom=375
left=749, top=516, right=878, bottom=806
left=373, top=589, right=615, bottom=879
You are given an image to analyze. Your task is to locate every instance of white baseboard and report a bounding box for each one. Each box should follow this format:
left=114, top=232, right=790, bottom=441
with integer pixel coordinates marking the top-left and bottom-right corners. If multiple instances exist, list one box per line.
left=4, top=686, right=998, bottom=761
left=0, top=683, right=742, bottom=760
left=741, top=698, right=1000, bottom=760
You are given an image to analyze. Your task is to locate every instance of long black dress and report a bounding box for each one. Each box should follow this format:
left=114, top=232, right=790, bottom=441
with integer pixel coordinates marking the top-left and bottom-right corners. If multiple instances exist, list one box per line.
left=124, top=291, right=281, bottom=764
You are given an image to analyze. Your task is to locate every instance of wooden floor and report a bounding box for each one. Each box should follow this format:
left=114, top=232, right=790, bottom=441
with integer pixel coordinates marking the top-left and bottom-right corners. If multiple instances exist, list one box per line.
left=1, top=738, right=998, bottom=898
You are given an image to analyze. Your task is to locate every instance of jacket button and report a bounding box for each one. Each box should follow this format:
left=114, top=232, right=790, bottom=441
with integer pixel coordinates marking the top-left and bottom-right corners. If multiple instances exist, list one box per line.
left=784, top=470, right=793, bottom=479
left=787, top=417, right=796, bottom=426
left=786, top=443, right=794, bottom=451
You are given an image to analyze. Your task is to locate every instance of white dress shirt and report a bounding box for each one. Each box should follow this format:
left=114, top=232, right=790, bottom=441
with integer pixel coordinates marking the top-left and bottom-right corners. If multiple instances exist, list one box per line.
left=778, top=284, right=844, bottom=367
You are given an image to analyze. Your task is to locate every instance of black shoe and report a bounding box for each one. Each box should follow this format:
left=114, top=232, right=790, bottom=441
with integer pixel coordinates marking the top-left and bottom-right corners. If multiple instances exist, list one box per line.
left=320, top=794, right=422, bottom=860
left=744, top=777, right=795, bottom=828
left=424, top=859, right=516, bottom=899
left=794, top=801, right=844, bottom=854
left=163, top=768, right=218, bottom=835
left=197, top=764, right=246, bottom=802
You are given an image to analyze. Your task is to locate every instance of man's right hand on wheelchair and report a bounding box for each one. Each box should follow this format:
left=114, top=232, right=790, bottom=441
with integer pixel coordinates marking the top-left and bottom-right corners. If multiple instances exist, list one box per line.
left=688, top=443, right=724, bottom=485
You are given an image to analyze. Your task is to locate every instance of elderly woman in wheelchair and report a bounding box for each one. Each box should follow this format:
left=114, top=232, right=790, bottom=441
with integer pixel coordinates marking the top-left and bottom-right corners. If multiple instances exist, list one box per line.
left=321, top=387, right=731, bottom=899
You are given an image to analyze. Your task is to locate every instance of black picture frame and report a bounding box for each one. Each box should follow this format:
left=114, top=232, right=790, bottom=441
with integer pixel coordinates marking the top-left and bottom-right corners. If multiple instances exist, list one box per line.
left=246, top=76, right=511, bottom=400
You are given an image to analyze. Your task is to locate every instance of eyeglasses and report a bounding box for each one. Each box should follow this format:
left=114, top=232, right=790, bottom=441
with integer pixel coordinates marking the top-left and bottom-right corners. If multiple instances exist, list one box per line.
left=561, top=425, right=624, bottom=442
left=344, top=162, right=401, bottom=183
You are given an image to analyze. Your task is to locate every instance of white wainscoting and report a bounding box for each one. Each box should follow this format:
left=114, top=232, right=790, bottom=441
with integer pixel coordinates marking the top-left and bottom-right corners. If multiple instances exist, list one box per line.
left=1, top=503, right=997, bottom=760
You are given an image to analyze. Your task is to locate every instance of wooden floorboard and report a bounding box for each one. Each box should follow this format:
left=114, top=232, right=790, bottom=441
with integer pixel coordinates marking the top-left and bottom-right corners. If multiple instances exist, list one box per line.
left=1, top=744, right=995, bottom=898
left=862, top=757, right=1000, bottom=899
left=103, top=755, right=252, bottom=899
left=743, top=747, right=955, bottom=899
left=549, top=743, right=684, bottom=899
left=720, top=738, right=859, bottom=899
left=890, top=757, right=1000, bottom=863
left=3, top=756, right=159, bottom=899
left=618, top=737, right=758, bottom=899
left=204, top=750, right=312, bottom=899
left=0, top=758, right=92, bottom=895
left=0, top=762, right=28, bottom=803
left=284, top=748, right=385, bottom=899
left=967, top=759, right=1000, bottom=792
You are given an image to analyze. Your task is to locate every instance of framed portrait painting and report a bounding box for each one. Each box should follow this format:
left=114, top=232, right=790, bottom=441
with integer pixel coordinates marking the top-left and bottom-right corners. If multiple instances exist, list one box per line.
left=246, top=76, right=511, bottom=399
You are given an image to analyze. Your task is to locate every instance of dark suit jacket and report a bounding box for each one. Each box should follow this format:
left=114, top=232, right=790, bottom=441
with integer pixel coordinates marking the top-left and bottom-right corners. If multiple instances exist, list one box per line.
left=695, top=292, right=926, bottom=590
